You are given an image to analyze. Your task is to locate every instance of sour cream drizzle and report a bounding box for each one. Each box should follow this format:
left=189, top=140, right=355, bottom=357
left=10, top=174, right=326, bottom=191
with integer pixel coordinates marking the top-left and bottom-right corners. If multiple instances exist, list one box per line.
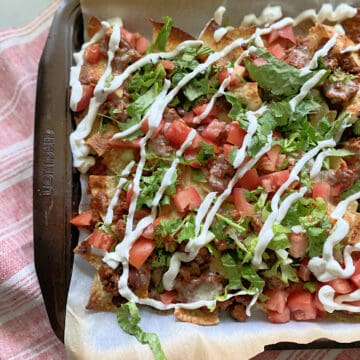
left=319, top=286, right=360, bottom=313
left=70, top=22, right=121, bottom=173
left=104, top=161, right=135, bottom=225
left=341, top=44, right=360, bottom=54
left=69, top=24, right=107, bottom=111
left=252, top=139, right=336, bottom=267
left=308, top=191, right=360, bottom=282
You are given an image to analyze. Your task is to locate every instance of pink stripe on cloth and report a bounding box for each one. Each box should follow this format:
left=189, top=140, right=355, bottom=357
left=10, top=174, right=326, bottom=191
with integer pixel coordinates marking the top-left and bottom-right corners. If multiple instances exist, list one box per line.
left=0, top=1, right=65, bottom=359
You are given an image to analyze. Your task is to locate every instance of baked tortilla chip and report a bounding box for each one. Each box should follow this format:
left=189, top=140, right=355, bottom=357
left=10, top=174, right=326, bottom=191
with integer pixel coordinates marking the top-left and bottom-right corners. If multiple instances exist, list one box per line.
left=86, top=273, right=117, bottom=311
left=151, top=20, right=195, bottom=51
left=199, top=19, right=255, bottom=61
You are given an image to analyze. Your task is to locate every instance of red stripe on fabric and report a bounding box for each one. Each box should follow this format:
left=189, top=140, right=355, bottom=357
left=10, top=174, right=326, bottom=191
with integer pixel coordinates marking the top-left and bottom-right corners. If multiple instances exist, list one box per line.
left=0, top=303, right=65, bottom=359
left=335, top=349, right=360, bottom=360
left=0, top=177, right=32, bottom=234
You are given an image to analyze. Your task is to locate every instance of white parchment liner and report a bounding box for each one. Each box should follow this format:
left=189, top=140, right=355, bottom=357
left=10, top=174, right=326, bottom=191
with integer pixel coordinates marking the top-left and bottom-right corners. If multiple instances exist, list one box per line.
left=65, top=1, right=360, bottom=358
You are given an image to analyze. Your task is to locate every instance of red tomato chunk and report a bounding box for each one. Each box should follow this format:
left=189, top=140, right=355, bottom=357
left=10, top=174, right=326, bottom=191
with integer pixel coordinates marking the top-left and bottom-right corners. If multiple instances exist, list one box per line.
left=173, top=187, right=202, bottom=212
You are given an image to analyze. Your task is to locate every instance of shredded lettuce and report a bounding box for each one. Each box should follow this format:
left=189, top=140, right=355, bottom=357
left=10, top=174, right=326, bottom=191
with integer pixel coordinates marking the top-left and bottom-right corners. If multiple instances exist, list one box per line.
left=117, top=302, right=167, bottom=360
left=148, top=16, right=173, bottom=52
left=245, top=49, right=312, bottom=96
left=341, top=180, right=360, bottom=200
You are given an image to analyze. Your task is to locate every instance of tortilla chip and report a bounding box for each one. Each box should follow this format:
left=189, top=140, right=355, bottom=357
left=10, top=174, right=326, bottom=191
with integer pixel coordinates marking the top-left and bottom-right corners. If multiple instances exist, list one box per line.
left=87, top=16, right=103, bottom=39
left=86, top=273, right=117, bottom=311
left=199, top=19, right=255, bottom=61
left=174, top=308, right=219, bottom=325
left=151, top=20, right=195, bottom=51
left=233, top=82, right=262, bottom=111
left=79, top=61, right=107, bottom=87
left=74, top=239, right=103, bottom=269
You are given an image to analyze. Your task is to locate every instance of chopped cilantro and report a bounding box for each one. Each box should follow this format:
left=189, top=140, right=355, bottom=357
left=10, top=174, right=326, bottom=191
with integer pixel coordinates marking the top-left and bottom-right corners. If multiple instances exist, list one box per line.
left=196, top=142, right=215, bottom=165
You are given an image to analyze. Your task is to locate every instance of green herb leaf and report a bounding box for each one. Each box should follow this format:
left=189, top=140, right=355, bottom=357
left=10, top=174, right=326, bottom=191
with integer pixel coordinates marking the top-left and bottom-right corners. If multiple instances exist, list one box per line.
left=196, top=142, right=215, bottom=165
left=341, top=180, right=360, bottom=200
left=117, top=302, right=166, bottom=360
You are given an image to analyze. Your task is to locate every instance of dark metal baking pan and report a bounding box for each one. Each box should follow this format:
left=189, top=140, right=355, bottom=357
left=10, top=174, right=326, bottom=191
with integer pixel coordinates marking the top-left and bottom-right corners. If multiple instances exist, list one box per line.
left=33, top=0, right=82, bottom=342
left=33, top=0, right=360, bottom=350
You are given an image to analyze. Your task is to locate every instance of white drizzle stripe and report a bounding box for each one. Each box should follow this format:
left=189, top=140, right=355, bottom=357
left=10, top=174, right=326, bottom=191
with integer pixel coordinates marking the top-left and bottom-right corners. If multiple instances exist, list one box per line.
left=319, top=286, right=360, bottom=313
left=310, top=149, right=332, bottom=179
left=70, top=23, right=121, bottom=173
left=252, top=139, right=336, bottom=267
left=214, top=6, right=226, bottom=25
left=289, top=70, right=327, bottom=111
left=104, top=161, right=135, bottom=225
left=151, top=129, right=196, bottom=207
left=300, top=33, right=338, bottom=76
left=308, top=191, right=360, bottom=282
left=341, top=44, right=360, bottom=54
left=69, top=24, right=107, bottom=111
left=241, top=6, right=282, bottom=27
left=293, top=4, right=357, bottom=26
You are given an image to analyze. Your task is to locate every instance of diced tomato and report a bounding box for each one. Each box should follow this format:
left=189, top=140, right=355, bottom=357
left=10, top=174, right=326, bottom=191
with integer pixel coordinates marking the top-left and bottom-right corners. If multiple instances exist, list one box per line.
left=109, top=137, right=141, bottom=149
left=287, top=290, right=317, bottom=320
left=278, top=25, right=296, bottom=44
left=327, top=278, right=354, bottom=294
left=312, top=182, right=331, bottom=202
left=141, top=118, right=164, bottom=139
left=159, top=290, right=178, bottom=304
left=76, top=85, right=94, bottom=112
left=135, top=36, right=149, bottom=54
left=88, top=229, right=115, bottom=252
left=265, top=289, right=289, bottom=313
left=268, top=25, right=296, bottom=45
left=314, top=289, right=326, bottom=313
left=298, top=258, right=311, bottom=282
left=142, top=223, right=154, bottom=240
left=163, top=120, right=192, bottom=148
left=233, top=188, right=254, bottom=216
left=193, top=103, right=218, bottom=117
left=350, top=259, right=360, bottom=288
left=268, top=43, right=285, bottom=60
left=268, top=307, right=291, bottom=323
left=85, top=43, right=102, bottom=64
left=223, top=144, right=236, bottom=164
left=237, top=168, right=261, bottom=191
left=129, top=237, right=156, bottom=269
left=289, top=232, right=308, bottom=259
left=257, top=145, right=280, bottom=173
left=182, top=111, right=195, bottom=125
left=121, top=28, right=137, bottom=48
left=158, top=60, right=175, bottom=71
left=218, top=68, right=229, bottom=84
left=202, top=119, right=226, bottom=142
left=70, top=210, right=93, bottom=227
left=260, top=170, right=290, bottom=193
left=126, top=181, right=134, bottom=207
left=226, top=122, right=246, bottom=147
left=173, top=187, right=202, bottom=213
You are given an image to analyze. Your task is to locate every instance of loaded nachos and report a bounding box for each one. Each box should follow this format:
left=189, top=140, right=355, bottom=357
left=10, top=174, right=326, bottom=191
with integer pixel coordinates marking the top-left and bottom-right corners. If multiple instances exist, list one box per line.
left=69, top=2, right=360, bottom=340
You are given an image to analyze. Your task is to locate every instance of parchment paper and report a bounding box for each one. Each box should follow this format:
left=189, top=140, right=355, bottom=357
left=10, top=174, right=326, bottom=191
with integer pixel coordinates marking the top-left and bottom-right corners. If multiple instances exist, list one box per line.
left=65, top=1, right=360, bottom=359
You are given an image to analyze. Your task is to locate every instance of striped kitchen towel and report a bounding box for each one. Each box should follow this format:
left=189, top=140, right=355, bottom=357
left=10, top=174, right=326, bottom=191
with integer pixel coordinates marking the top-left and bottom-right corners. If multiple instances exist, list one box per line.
left=0, top=1, right=65, bottom=359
